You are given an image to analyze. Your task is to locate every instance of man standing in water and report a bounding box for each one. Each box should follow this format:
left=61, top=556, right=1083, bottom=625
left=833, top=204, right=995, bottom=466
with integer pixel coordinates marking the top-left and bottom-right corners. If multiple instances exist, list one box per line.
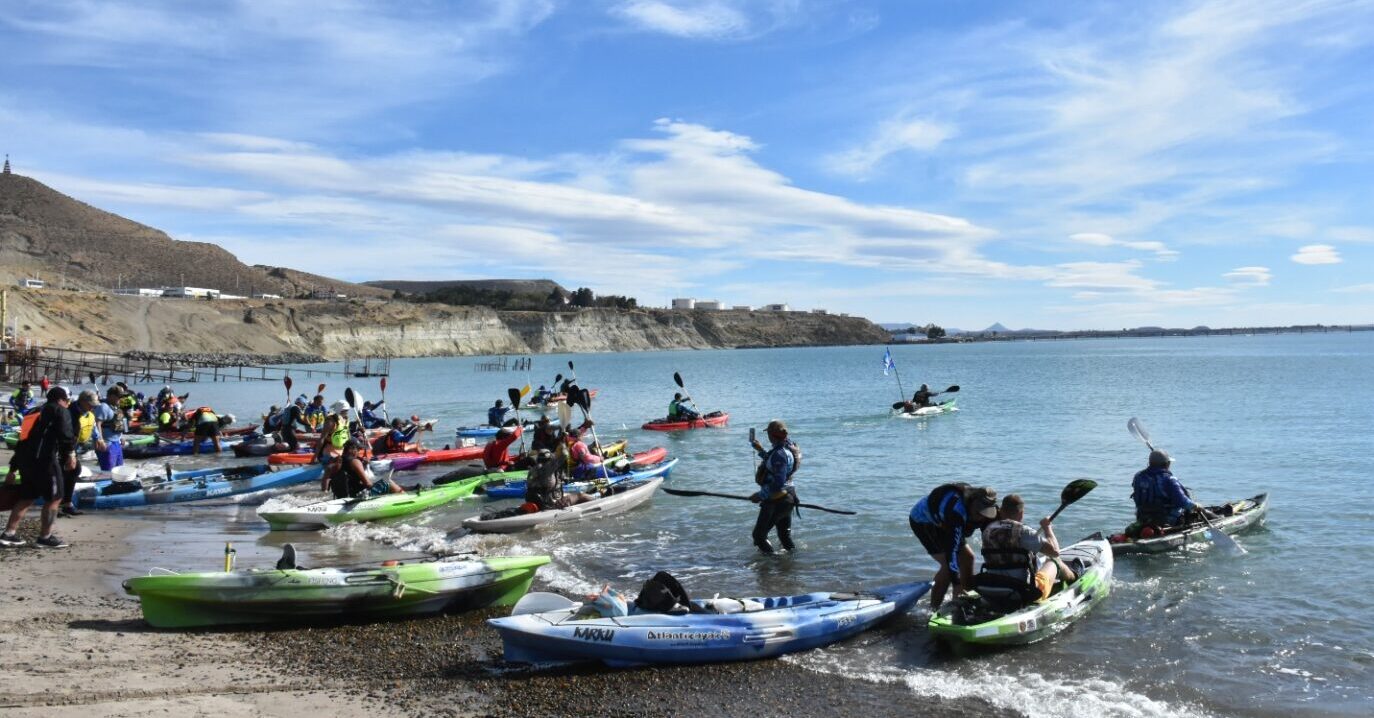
left=909, top=483, right=999, bottom=609
left=750, top=420, right=801, bottom=554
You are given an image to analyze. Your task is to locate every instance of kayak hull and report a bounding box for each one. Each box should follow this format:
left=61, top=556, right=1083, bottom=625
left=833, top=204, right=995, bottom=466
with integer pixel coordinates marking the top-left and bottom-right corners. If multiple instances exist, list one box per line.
left=74, top=464, right=323, bottom=510
left=463, top=478, right=663, bottom=533
left=1110, top=493, right=1268, bottom=555
left=259, top=472, right=510, bottom=530
left=483, top=457, right=677, bottom=500
left=895, top=399, right=958, bottom=418
left=124, top=555, right=550, bottom=629
left=928, top=535, right=1112, bottom=651
left=490, top=581, right=931, bottom=667
left=641, top=412, right=729, bottom=432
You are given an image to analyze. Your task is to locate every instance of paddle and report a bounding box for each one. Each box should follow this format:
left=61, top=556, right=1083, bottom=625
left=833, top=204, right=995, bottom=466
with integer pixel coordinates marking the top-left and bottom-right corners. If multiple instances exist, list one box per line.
left=512, top=591, right=580, bottom=616
left=1127, top=417, right=1245, bottom=555
left=567, top=386, right=613, bottom=483
left=1047, top=479, right=1098, bottom=523
left=508, top=387, right=527, bottom=454
left=379, top=377, right=389, bottom=422
left=672, top=371, right=703, bottom=416
left=283, top=376, right=293, bottom=404
left=891, top=384, right=960, bottom=411
left=663, top=488, right=858, bottom=516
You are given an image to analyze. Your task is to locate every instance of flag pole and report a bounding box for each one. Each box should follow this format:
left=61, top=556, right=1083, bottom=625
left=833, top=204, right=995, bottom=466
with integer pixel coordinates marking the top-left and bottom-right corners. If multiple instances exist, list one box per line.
left=885, top=350, right=906, bottom=403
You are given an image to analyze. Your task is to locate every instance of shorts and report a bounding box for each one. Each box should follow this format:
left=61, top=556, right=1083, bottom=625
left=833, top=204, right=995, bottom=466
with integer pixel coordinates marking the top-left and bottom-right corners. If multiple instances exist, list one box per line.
left=97, top=439, right=124, bottom=471
left=17, top=458, right=62, bottom=502
left=1033, top=568, right=1053, bottom=600
left=194, top=422, right=221, bottom=439
left=910, top=517, right=953, bottom=558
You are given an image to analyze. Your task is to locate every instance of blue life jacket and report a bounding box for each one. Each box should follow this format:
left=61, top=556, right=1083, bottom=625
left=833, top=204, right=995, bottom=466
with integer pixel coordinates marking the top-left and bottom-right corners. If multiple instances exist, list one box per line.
left=1131, top=467, right=1192, bottom=523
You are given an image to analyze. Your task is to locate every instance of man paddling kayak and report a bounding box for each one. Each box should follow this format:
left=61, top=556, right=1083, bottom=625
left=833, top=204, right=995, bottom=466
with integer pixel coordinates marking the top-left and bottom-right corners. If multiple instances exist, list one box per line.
left=1128, top=450, right=1213, bottom=536
left=979, top=494, right=1076, bottom=605
left=909, top=483, right=999, bottom=609
left=667, top=393, right=700, bottom=421
left=750, top=420, right=801, bottom=555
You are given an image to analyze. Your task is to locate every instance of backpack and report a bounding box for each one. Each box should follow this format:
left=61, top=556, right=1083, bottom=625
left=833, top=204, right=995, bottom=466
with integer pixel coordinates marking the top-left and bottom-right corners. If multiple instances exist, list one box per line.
left=634, top=571, right=705, bottom=614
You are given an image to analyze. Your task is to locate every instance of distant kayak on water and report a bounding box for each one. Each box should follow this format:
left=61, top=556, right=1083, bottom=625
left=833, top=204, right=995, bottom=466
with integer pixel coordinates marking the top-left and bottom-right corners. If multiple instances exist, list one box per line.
left=641, top=411, right=729, bottom=431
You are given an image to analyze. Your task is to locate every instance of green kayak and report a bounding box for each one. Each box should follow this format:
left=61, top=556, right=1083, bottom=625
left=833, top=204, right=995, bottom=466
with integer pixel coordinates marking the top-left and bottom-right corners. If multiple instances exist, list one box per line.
left=257, top=471, right=511, bottom=530
left=3, top=432, right=154, bottom=449
left=124, top=553, right=550, bottom=628
left=928, top=534, right=1112, bottom=652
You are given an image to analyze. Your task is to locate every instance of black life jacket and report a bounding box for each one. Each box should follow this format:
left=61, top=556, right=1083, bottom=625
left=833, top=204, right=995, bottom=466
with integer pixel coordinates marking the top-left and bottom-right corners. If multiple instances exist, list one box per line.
left=980, top=519, right=1036, bottom=582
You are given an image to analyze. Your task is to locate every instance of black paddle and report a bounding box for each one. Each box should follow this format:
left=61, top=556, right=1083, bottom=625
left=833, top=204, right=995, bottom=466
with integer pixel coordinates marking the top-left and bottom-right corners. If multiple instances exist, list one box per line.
left=662, top=488, right=857, bottom=515
left=1047, top=479, right=1098, bottom=523
left=891, top=384, right=960, bottom=411
left=507, top=387, right=527, bottom=454
left=1127, top=417, right=1245, bottom=555
left=566, top=383, right=613, bottom=483
left=673, top=371, right=703, bottom=416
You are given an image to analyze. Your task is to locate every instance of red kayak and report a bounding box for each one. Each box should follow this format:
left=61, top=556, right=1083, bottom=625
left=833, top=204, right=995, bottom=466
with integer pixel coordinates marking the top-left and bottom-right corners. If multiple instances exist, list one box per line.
left=627, top=446, right=668, bottom=467
left=377, top=445, right=485, bottom=465
left=641, top=411, right=729, bottom=431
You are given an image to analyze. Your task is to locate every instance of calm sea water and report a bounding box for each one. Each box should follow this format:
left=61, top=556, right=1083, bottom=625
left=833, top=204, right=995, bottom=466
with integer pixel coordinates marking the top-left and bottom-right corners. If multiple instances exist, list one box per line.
left=107, top=333, right=1374, bottom=718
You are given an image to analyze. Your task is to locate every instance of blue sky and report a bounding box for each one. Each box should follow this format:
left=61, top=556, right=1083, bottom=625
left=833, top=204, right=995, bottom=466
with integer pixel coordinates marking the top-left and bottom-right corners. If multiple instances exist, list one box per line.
left=3, top=0, right=1374, bottom=329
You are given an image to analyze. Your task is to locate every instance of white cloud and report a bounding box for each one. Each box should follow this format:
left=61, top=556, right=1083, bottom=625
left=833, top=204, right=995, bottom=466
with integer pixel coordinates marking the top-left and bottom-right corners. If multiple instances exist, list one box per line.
left=1291, top=244, right=1342, bottom=265
left=611, top=1, right=749, bottom=38
left=1068, top=232, right=1179, bottom=260
left=826, top=118, right=955, bottom=178
left=1332, top=283, right=1374, bottom=293
left=1329, top=226, right=1374, bottom=243
left=1223, top=266, right=1272, bottom=285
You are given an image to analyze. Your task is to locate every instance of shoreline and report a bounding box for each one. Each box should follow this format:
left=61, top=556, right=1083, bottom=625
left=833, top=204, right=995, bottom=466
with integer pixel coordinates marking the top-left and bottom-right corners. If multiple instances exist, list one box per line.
left=0, top=498, right=1007, bottom=717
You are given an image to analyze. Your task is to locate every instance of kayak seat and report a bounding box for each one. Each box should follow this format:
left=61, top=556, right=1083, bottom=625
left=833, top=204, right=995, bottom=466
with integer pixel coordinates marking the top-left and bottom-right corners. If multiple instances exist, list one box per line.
left=972, top=572, right=1042, bottom=612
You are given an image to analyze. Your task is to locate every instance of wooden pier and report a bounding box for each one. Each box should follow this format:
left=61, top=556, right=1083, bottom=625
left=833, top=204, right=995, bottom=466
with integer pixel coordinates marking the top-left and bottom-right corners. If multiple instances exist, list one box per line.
left=0, top=343, right=389, bottom=386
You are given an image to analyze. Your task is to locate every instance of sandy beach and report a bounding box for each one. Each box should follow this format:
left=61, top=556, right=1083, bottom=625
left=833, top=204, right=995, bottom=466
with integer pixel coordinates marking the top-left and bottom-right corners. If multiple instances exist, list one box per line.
left=0, top=497, right=1003, bottom=718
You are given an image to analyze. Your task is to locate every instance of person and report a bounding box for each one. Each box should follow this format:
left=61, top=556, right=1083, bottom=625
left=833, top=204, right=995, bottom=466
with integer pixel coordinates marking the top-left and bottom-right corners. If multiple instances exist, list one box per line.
left=312, top=401, right=353, bottom=465
left=488, top=399, right=510, bottom=428
left=304, top=395, right=327, bottom=431
left=1, top=387, right=76, bottom=548
left=565, top=421, right=608, bottom=480
left=188, top=406, right=230, bottom=455
left=667, top=393, right=700, bottom=421
left=360, top=401, right=387, bottom=429
left=263, top=405, right=283, bottom=432
left=906, top=384, right=934, bottom=410
left=909, top=483, right=999, bottom=609
left=482, top=425, right=524, bottom=471
left=117, top=389, right=139, bottom=422
left=325, top=439, right=402, bottom=499
left=156, top=399, right=180, bottom=432
left=92, top=387, right=127, bottom=473
left=59, top=390, right=101, bottom=517
left=1130, top=450, right=1207, bottom=531
left=8, top=381, right=33, bottom=416
left=278, top=396, right=311, bottom=451
left=978, top=494, right=1077, bottom=606
left=371, top=418, right=419, bottom=455
left=533, top=385, right=551, bottom=405
left=524, top=444, right=597, bottom=510
left=750, top=419, right=802, bottom=554
left=529, top=415, right=559, bottom=453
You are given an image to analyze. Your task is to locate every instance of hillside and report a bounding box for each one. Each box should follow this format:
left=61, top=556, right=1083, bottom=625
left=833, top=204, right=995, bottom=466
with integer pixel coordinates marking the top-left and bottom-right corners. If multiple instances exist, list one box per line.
left=0, top=172, right=384, bottom=298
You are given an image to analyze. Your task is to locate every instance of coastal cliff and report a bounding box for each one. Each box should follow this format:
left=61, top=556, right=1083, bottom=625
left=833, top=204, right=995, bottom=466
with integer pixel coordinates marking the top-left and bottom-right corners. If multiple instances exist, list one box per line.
left=5, top=290, right=890, bottom=358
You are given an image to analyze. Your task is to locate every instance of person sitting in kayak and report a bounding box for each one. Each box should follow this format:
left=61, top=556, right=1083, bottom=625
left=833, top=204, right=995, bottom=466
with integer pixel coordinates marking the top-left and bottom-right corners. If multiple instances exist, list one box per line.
left=263, top=405, right=283, bottom=433
left=371, top=418, right=419, bottom=455
left=524, top=444, right=598, bottom=510
left=8, top=381, right=33, bottom=416
left=483, top=425, right=524, bottom=471
left=304, top=395, right=327, bottom=431
left=359, top=401, right=387, bottom=429
left=750, top=420, right=801, bottom=554
left=532, top=385, right=551, bottom=405
left=326, top=439, right=402, bottom=498
left=667, top=393, right=700, bottom=422
left=565, top=422, right=609, bottom=480
left=909, top=483, right=999, bottom=609
left=1131, top=450, right=1211, bottom=532
left=903, top=384, right=934, bottom=412
left=529, top=415, right=559, bottom=453
left=978, top=494, right=1076, bottom=606
left=488, top=400, right=511, bottom=428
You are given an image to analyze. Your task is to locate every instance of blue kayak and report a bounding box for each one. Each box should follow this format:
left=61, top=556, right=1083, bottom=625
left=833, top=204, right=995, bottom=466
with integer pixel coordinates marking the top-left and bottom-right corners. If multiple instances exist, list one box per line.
left=123, top=434, right=253, bottom=459
left=455, top=426, right=501, bottom=440
left=490, top=580, right=931, bottom=667
left=483, top=459, right=678, bottom=499
left=73, top=464, right=323, bottom=510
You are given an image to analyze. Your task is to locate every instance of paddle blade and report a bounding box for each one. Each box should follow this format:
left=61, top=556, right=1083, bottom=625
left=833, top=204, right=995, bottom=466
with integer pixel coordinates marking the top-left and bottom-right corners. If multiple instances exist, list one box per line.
left=284, top=376, right=293, bottom=393
left=520, top=384, right=531, bottom=398
left=380, top=377, right=387, bottom=393
left=891, top=401, right=907, bottom=410
left=1200, top=514, right=1248, bottom=555
left=511, top=591, right=580, bottom=616
left=943, top=385, right=960, bottom=393
left=317, top=383, right=327, bottom=396
left=553, top=373, right=562, bottom=385
left=1128, top=417, right=1155, bottom=450
left=1060, top=479, right=1098, bottom=506
left=557, top=401, right=572, bottom=427
left=580, top=388, right=592, bottom=413
left=674, top=371, right=685, bottom=388
left=507, top=387, right=521, bottom=408
left=568, top=361, right=575, bottom=371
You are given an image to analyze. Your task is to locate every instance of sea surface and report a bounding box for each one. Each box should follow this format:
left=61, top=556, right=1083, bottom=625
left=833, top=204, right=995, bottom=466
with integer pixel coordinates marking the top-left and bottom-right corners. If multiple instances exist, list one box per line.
left=105, top=333, right=1374, bottom=717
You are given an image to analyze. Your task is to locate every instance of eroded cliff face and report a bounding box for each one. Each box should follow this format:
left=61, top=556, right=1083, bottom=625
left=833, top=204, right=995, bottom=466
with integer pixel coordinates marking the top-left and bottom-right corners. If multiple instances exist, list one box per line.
left=5, top=291, right=889, bottom=358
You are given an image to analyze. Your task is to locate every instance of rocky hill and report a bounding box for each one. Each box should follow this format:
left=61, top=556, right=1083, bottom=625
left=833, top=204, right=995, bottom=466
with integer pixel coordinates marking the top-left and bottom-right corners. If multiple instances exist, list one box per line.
left=0, top=172, right=384, bottom=298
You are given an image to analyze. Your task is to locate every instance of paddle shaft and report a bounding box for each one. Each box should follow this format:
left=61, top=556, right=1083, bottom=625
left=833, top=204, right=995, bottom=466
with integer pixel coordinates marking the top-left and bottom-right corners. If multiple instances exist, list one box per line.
left=662, top=488, right=856, bottom=515
left=673, top=372, right=703, bottom=414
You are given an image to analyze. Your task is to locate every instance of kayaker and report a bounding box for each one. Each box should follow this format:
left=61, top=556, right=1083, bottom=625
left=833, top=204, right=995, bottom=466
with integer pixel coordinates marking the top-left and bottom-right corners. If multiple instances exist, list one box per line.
left=92, top=386, right=127, bottom=473
left=524, top=445, right=597, bottom=510
left=668, top=393, right=700, bottom=421
left=360, top=401, right=387, bottom=429
left=750, top=419, right=801, bottom=554
left=488, top=400, right=511, bottom=428
left=1, top=386, right=76, bottom=549
left=371, top=418, right=419, bottom=455
left=304, top=395, right=327, bottom=431
left=59, top=389, right=101, bottom=517
left=533, top=385, right=551, bottom=405
left=279, top=396, right=311, bottom=451
left=530, top=415, right=559, bottom=453
left=117, top=390, right=139, bottom=421
left=311, top=401, right=353, bottom=465
left=1130, top=450, right=1209, bottom=532
left=326, top=439, right=401, bottom=499
left=483, top=425, right=524, bottom=470
left=8, top=381, right=33, bottom=416
left=565, top=421, right=606, bottom=480
left=979, top=494, right=1076, bottom=605
left=903, top=384, right=934, bottom=412
left=156, top=399, right=180, bottom=432
left=188, top=406, right=230, bottom=455
left=909, top=483, right=999, bottom=609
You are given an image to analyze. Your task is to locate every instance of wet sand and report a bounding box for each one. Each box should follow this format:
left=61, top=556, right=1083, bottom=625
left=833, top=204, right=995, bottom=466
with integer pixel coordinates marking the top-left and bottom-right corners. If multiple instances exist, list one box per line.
left=0, top=499, right=1007, bottom=717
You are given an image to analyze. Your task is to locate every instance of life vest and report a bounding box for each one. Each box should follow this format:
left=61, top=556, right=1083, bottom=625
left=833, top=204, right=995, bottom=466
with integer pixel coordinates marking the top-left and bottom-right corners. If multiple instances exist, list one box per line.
left=980, top=519, right=1036, bottom=584
left=74, top=409, right=96, bottom=444
left=264, top=411, right=282, bottom=431
left=118, top=395, right=137, bottom=411
left=192, top=407, right=218, bottom=425
left=99, top=401, right=127, bottom=435
left=1131, top=467, right=1188, bottom=520
left=755, top=440, right=801, bottom=486
left=327, top=417, right=350, bottom=449
left=18, top=411, right=39, bottom=441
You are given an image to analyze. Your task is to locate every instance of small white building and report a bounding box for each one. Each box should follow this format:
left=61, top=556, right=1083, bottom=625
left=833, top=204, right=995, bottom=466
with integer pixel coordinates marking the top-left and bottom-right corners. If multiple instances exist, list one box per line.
left=671, top=298, right=696, bottom=310
left=252, top=292, right=283, bottom=300
left=218, top=293, right=247, bottom=300
left=113, top=288, right=163, bottom=297
left=18, top=278, right=44, bottom=289
left=731, top=305, right=752, bottom=312
left=162, top=287, right=220, bottom=299
left=762, top=303, right=790, bottom=312
left=695, top=300, right=723, bottom=311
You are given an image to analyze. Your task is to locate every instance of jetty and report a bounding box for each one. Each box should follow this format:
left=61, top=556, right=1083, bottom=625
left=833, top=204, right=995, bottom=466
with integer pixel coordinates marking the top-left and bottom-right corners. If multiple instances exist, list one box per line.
left=0, top=342, right=389, bottom=386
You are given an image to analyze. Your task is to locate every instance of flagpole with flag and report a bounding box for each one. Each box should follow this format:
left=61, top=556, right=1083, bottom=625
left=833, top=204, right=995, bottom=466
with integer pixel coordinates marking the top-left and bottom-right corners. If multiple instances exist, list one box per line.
left=883, top=348, right=906, bottom=404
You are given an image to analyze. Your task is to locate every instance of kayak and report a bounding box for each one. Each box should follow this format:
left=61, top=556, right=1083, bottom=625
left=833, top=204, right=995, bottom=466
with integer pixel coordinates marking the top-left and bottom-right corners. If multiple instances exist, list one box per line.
left=5, top=431, right=155, bottom=449
left=928, top=534, right=1112, bottom=652
left=73, top=464, right=324, bottom=510
left=896, top=399, right=958, bottom=418
left=463, top=478, right=663, bottom=534
left=145, top=424, right=260, bottom=439
left=455, top=426, right=501, bottom=440
left=124, top=553, right=550, bottom=629
left=528, top=389, right=599, bottom=412
left=1109, top=493, right=1268, bottom=555
left=124, top=435, right=251, bottom=459
left=641, top=411, right=729, bottom=432
left=258, top=472, right=509, bottom=530
left=490, top=580, right=931, bottom=667
left=483, top=454, right=675, bottom=500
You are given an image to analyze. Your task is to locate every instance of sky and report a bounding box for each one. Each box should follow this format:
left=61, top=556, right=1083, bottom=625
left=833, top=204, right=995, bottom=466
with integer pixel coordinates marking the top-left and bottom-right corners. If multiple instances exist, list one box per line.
left=3, top=0, right=1374, bottom=329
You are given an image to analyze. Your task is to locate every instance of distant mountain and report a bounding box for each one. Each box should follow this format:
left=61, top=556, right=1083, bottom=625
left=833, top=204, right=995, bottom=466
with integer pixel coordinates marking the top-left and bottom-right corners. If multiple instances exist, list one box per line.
left=0, top=172, right=386, bottom=298
left=984, top=322, right=1010, bottom=333
left=365, top=279, right=568, bottom=299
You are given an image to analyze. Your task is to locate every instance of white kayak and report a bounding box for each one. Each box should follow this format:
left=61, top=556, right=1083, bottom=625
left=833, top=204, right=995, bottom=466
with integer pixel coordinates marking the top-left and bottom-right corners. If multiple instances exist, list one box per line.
left=896, top=398, right=958, bottom=418
left=462, top=478, right=663, bottom=534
